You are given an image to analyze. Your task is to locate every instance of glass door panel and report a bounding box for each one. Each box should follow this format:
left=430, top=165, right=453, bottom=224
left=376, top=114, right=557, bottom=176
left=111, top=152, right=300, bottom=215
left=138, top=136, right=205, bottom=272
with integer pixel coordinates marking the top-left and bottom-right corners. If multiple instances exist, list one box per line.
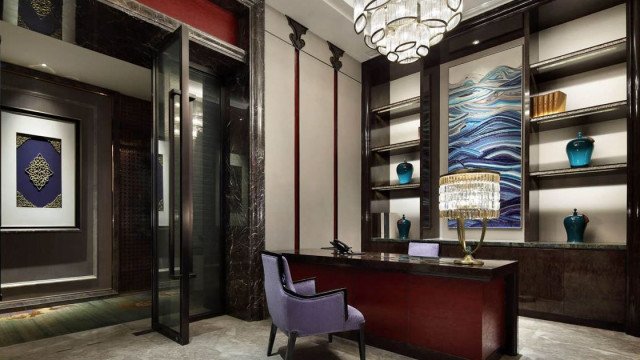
left=188, top=68, right=224, bottom=318
left=152, top=26, right=191, bottom=345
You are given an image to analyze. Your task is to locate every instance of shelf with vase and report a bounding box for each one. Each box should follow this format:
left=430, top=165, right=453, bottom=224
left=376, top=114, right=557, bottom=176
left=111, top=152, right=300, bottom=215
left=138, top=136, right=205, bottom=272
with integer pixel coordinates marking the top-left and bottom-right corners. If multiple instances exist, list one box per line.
left=529, top=162, right=627, bottom=179
left=371, top=139, right=421, bottom=155
left=371, top=183, right=420, bottom=192
left=530, top=100, right=627, bottom=132
left=530, top=38, right=627, bottom=83
left=371, top=96, right=421, bottom=120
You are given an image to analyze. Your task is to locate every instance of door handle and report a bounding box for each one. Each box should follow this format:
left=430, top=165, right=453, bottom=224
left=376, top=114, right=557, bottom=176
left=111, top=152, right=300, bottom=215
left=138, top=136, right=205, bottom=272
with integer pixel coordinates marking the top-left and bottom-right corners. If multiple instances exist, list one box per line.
left=168, top=88, right=181, bottom=279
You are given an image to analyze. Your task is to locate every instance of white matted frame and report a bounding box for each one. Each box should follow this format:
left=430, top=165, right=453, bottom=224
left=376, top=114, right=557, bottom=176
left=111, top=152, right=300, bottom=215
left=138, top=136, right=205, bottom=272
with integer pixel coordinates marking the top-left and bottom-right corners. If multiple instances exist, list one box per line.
left=1, top=110, right=78, bottom=229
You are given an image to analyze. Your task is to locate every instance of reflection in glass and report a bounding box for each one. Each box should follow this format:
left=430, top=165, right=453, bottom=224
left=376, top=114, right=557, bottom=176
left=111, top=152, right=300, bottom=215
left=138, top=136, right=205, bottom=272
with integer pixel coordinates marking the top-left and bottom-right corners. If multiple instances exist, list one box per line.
left=189, top=69, right=224, bottom=317
left=155, top=37, right=182, bottom=332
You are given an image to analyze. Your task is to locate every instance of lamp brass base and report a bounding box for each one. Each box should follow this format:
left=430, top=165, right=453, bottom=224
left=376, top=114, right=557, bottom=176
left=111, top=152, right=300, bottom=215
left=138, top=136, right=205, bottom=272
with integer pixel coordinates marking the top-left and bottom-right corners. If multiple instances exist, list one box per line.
left=454, top=254, right=484, bottom=266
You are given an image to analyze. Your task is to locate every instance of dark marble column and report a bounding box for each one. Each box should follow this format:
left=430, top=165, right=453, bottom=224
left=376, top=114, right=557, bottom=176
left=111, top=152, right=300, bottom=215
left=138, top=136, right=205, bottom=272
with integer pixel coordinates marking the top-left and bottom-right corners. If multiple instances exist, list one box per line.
left=224, top=0, right=266, bottom=321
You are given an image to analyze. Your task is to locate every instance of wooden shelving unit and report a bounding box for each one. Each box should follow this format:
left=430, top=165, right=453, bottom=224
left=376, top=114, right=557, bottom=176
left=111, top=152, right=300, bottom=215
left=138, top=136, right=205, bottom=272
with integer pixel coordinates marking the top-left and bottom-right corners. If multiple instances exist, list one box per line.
left=371, top=96, right=421, bottom=120
left=371, top=183, right=420, bottom=192
left=530, top=163, right=627, bottom=178
left=530, top=38, right=626, bottom=82
left=531, top=100, right=627, bottom=131
left=371, top=139, right=421, bottom=156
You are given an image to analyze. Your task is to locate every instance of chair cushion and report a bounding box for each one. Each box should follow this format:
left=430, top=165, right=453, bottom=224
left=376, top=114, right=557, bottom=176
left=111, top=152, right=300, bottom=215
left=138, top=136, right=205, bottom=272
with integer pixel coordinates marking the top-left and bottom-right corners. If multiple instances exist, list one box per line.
left=344, top=305, right=365, bottom=331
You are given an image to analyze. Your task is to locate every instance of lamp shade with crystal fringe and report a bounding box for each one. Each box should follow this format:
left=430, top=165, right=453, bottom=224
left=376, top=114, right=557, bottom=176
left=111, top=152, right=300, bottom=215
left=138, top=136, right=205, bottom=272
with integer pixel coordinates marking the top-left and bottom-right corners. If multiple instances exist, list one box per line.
left=439, top=169, right=501, bottom=220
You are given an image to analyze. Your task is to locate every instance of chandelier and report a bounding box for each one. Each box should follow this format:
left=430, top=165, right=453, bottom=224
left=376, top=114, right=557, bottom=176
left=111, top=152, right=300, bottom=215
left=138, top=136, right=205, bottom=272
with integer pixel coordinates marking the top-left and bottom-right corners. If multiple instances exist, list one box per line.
left=353, top=0, right=463, bottom=64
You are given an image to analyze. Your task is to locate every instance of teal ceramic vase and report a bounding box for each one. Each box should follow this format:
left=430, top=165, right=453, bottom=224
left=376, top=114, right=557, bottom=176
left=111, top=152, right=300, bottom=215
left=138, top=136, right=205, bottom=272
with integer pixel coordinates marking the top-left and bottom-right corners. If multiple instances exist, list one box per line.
left=563, top=208, right=589, bottom=243
left=396, top=160, right=414, bottom=184
left=566, top=131, right=594, bottom=168
left=397, top=215, right=411, bottom=240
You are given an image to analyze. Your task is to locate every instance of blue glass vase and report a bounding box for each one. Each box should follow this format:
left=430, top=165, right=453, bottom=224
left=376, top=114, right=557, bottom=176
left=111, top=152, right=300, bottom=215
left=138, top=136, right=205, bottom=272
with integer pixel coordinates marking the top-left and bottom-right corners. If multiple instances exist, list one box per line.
left=566, top=131, right=594, bottom=168
left=396, top=160, right=414, bottom=185
left=563, top=208, right=589, bottom=243
left=397, top=214, right=411, bottom=240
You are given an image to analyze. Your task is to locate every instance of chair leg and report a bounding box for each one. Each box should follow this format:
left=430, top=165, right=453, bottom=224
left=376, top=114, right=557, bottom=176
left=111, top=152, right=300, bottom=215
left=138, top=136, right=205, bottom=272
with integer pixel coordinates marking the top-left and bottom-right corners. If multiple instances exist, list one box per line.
left=285, top=331, right=298, bottom=360
left=267, top=323, right=277, bottom=356
left=328, top=333, right=333, bottom=343
left=357, top=326, right=366, bottom=360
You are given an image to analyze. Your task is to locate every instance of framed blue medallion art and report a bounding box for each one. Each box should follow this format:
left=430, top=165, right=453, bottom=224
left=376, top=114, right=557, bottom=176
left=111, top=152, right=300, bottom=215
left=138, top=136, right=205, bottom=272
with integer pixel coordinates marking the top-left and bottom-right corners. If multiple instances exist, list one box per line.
left=16, top=133, right=62, bottom=208
left=1, top=110, right=77, bottom=229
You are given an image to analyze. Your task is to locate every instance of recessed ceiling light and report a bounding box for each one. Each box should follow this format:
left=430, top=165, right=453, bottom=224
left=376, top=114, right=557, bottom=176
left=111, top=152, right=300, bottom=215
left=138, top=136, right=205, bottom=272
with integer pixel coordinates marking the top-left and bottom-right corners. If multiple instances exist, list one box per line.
left=472, top=40, right=480, bottom=45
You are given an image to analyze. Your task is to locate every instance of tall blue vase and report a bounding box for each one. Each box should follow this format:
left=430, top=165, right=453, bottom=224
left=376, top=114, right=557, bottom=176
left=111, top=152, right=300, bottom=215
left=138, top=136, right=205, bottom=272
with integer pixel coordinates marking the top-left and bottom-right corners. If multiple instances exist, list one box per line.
left=563, top=208, right=589, bottom=243
left=397, top=214, right=411, bottom=240
left=566, top=131, right=594, bottom=168
left=396, top=160, right=414, bottom=185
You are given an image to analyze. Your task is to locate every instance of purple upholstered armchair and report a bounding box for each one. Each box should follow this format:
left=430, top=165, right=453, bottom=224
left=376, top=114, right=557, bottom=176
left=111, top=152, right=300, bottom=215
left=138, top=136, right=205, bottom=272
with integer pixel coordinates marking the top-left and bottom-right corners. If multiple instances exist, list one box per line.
left=408, top=241, right=439, bottom=257
left=261, top=251, right=366, bottom=360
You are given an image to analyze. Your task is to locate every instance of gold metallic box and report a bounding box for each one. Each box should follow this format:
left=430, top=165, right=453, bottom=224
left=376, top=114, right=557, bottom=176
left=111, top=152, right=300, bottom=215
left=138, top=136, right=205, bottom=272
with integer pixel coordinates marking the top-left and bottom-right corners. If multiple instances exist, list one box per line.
left=532, top=91, right=567, bottom=118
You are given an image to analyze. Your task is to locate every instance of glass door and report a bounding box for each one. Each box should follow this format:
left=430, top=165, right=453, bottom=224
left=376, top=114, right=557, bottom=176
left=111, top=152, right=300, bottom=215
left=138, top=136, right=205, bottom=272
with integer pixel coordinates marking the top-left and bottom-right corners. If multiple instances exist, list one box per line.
left=188, top=68, right=224, bottom=319
left=152, top=26, right=192, bottom=345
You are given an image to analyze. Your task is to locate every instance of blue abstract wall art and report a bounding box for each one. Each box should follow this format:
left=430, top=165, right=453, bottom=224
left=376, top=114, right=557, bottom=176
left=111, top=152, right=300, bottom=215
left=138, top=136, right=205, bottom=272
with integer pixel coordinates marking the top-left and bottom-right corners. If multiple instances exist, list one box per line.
left=16, top=133, right=62, bottom=208
left=448, top=46, right=522, bottom=228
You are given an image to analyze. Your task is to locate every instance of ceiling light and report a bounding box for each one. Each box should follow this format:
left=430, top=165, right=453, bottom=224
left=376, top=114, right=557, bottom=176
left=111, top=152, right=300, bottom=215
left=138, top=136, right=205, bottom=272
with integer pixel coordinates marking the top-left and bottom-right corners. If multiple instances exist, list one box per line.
left=353, top=0, right=464, bottom=64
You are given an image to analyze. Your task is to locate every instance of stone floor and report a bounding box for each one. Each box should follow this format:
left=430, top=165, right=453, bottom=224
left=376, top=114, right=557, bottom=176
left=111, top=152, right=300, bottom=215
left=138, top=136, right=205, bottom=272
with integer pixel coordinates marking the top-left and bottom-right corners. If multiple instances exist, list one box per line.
left=0, top=315, right=639, bottom=360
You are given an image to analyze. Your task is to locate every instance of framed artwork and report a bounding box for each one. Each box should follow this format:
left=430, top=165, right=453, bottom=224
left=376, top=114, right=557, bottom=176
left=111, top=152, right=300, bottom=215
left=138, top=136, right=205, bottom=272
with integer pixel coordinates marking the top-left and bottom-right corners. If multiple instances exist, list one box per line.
left=1, top=110, right=77, bottom=228
left=157, top=140, right=170, bottom=227
left=447, top=45, right=523, bottom=229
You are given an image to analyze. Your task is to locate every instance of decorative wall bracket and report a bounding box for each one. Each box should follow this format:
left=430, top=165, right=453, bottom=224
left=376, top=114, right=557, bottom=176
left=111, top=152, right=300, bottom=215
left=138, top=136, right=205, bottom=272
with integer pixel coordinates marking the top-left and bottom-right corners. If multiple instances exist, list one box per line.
left=328, top=42, right=345, bottom=72
left=286, top=15, right=308, bottom=50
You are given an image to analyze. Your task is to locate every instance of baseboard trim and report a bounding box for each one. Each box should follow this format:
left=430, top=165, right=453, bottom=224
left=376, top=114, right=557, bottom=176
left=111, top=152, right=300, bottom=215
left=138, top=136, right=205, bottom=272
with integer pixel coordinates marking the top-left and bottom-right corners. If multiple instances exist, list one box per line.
left=0, top=289, right=118, bottom=313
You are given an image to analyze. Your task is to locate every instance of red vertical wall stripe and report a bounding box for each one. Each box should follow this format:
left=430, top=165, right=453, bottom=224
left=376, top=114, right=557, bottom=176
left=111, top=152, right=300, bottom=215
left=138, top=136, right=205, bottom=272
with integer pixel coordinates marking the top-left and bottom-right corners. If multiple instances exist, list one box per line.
left=294, top=49, right=301, bottom=251
left=333, top=70, right=339, bottom=240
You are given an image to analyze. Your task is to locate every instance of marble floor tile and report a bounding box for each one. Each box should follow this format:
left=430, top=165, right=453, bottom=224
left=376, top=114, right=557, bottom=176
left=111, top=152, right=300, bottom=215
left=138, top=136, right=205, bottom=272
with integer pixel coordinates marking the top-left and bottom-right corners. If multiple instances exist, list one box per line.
left=1, top=316, right=639, bottom=360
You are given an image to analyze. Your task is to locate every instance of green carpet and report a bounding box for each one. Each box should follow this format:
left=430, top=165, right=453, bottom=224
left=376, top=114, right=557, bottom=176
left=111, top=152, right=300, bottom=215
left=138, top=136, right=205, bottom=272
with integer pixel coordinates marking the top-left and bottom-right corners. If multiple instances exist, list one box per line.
left=0, top=292, right=152, bottom=347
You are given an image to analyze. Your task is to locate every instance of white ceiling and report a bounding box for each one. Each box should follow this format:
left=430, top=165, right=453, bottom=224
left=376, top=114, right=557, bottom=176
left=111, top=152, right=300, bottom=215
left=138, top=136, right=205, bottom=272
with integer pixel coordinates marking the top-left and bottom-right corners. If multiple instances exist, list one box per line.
left=266, top=0, right=515, bottom=62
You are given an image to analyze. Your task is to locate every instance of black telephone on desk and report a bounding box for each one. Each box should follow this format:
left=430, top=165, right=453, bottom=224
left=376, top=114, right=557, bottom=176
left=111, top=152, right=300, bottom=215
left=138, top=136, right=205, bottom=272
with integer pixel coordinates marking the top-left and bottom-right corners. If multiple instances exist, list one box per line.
left=329, top=239, right=364, bottom=255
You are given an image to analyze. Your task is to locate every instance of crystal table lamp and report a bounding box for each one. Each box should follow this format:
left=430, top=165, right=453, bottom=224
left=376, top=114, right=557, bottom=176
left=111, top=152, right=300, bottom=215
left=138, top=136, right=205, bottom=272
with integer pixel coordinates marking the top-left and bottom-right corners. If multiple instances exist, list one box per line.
left=439, top=169, right=501, bottom=266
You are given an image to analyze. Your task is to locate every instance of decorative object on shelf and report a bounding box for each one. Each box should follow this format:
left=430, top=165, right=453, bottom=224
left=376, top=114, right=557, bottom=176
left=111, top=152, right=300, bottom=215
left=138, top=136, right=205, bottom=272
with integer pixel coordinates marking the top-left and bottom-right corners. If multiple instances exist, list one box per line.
left=439, top=169, right=501, bottom=265
left=353, top=0, right=463, bottom=64
left=566, top=131, right=595, bottom=168
left=397, top=214, right=411, bottom=240
left=531, top=91, right=566, bottom=118
left=563, top=208, right=589, bottom=243
left=448, top=45, right=522, bottom=229
left=1, top=110, right=77, bottom=228
left=396, top=160, right=414, bottom=184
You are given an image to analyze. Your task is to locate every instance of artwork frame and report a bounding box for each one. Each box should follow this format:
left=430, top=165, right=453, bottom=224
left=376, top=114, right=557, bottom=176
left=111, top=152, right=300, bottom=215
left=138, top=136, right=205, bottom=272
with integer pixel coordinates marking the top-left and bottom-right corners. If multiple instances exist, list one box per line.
left=447, top=45, right=524, bottom=229
left=1, top=109, right=78, bottom=229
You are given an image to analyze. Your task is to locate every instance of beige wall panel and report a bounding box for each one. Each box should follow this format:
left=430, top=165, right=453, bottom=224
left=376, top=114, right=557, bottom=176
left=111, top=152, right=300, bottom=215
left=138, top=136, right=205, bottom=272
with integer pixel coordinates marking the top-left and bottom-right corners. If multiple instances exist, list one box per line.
left=337, top=73, right=362, bottom=250
left=265, top=33, right=296, bottom=251
left=340, top=53, right=362, bottom=83
left=299, top=52, right=334, bottom=249
left=265, top=5, right=292, bottom=43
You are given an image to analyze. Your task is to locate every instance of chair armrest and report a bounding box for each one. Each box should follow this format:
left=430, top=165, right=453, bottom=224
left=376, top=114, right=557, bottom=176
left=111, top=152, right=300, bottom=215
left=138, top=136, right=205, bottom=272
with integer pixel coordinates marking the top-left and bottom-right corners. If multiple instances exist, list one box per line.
left=292, top=277, right=316, bottom=296
left=283, top=287, right=348, bottom=321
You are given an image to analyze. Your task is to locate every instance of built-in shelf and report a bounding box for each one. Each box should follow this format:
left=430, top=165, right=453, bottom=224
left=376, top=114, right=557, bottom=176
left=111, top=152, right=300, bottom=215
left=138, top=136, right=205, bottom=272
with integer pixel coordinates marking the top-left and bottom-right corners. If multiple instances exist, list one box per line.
left=530, top=101, right=627, bottom=131
left=530, top=38, right=627, bottom=83
left=530, top=163, right=627, bottom=178
left=371, top=139, right=421, bottom=155
left=371, top=183, right=420, bottom=191
left=371, top=96, right=421, bottom=120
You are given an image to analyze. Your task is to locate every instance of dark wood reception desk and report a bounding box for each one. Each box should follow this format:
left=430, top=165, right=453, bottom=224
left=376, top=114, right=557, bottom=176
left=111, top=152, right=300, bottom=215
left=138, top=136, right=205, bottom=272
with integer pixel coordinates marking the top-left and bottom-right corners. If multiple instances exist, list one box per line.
left=281, top=249, right=519, bottom=360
